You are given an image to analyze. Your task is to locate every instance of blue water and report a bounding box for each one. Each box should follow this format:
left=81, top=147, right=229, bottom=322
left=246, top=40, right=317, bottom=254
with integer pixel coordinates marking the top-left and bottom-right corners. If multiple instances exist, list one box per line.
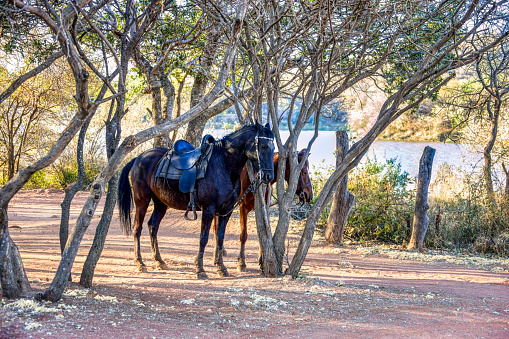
left=209, top=129, right=482, bottom=179
left=280, top=131, right=482, bottom=179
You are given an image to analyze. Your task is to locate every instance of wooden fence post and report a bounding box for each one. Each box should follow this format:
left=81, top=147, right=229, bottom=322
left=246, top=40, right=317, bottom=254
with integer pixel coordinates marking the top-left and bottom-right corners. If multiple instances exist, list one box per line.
left=325, top=130, right=355, bottom=244
left=408, top=146, right=436, bottom=250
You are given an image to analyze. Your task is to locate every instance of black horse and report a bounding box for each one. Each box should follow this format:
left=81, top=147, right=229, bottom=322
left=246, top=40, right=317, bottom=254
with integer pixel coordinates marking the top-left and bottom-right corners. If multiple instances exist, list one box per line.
left=117, top=123, right=275, bottom=279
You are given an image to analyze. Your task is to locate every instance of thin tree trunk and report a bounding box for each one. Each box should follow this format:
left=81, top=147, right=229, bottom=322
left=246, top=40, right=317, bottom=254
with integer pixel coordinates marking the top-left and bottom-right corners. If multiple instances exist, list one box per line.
left=254, top=183, right=279, bottom=277
left=483, top=102, right=499, bottom=207
left=80, top=79, right=124, bottom=287
left=79, top=174, right=118, bottom=287
left=159, top=74, right=175, bottom=147
left=7, top=142, right=15, bottom=180
left=185, top=24, right=222, bottom=146
left=408, top=146, right=436, bottom=250
left=502, top=163, right=509, bottom=199
left=59, top=116, right=92, bottom=256
left=325, top=131, right=355, bottom=244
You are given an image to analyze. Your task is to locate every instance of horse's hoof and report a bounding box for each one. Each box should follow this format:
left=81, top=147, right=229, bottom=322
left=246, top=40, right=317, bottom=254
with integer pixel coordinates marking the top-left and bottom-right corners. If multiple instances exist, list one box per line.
left=217, top=268, right=229, bottom=277
left=196, top=271, right=209, bottom=280
left=237, top=264, right=247, bottom=273
left=136, top=265, right=148, bottom=273
left=156, top=262, right=169, bottom=270
left=222, top=248, right=228, bottom=257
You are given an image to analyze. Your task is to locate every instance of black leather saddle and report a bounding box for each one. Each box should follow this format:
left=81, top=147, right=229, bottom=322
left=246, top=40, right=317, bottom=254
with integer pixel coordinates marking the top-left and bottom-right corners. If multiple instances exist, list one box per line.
left=171, top=140, right=203, bottom=193
left=155, top=135, right=215, bottom=220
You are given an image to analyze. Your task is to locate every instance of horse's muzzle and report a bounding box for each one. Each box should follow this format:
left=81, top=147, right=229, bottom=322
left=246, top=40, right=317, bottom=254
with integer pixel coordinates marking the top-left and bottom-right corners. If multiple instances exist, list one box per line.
left=262, top=172, right=274, bottom=184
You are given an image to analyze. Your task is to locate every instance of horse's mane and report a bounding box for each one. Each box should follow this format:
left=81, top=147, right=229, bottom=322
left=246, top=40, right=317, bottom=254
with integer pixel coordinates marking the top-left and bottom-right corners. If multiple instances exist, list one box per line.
left=215, top=124, right=271, bottom=151
left=222, top=125, right=258, bottom=142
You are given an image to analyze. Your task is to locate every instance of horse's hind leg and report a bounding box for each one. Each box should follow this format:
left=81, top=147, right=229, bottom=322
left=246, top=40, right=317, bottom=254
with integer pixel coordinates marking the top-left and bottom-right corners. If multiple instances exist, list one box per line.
left=147, top=197, right=168, bottom=270
left=237, top=204, right=249, bottom=272
left=133, top=199, right=150, bottom=273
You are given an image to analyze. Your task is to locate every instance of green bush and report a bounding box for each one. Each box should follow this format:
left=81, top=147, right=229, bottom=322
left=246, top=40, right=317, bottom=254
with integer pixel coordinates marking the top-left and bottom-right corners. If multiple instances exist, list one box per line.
left=346, top=158, right=415, bottom=244
left=52, top=161, right=102, bottom=189
left=426, top=165, right=509, bottom=253
left=20, top=161, right=103, bottom=190
left=24, top=170, right=52, bottom=189
left=313, top=157, right=414, bottom=244
left=313, top=159, right=508, bottom=253
left=310, top=161, right=335, bottom=225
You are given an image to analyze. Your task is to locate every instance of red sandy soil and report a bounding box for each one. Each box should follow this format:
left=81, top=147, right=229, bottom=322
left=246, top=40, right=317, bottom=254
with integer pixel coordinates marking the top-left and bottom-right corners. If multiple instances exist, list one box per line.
left=1, top=190, right=508, bottom=338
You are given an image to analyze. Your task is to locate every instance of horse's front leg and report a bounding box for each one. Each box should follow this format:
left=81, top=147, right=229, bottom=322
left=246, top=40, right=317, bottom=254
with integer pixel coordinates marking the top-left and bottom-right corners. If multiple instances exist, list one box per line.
left=195, top=206, right=215, bottom=279
left=148, top=198, right=168, bottom=270
left=214, top=214, right=231, bottom=277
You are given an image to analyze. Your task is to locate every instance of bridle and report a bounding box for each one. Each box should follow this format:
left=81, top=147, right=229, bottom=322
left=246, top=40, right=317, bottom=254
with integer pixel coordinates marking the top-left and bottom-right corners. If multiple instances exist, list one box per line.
left=251, top=131, right=274, bottom=180
left=216, top=129, right=274, bottom=218
left=298, top=173, right=312, bottom=205
left=296, top=154, right=311, bottom=204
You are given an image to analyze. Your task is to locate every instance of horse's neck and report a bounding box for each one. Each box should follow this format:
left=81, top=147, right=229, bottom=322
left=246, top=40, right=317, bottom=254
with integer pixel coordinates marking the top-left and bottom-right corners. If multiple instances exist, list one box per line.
left=272, top=153, right=280, bottom=185
left=216, top=140, right=249, bottom=182
left=272, top=153, right=292, bottom=185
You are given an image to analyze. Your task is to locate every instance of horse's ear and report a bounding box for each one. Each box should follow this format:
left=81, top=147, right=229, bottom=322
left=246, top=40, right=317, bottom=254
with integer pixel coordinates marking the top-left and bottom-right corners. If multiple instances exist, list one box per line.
left=265, top=122, right=270, bottom=129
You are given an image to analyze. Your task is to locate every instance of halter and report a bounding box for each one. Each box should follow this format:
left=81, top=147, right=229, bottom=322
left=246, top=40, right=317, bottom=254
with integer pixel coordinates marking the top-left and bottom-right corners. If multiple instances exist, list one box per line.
left=252, top=131, right=274, bottom=180
left=215, top=129, right=274, bottom=217
left=296, top=153, right=312, bottom=204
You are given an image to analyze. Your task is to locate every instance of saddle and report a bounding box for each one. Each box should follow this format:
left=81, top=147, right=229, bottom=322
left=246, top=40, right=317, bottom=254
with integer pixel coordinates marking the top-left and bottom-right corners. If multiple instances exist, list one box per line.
left=155, top=134, right=215, bottom=220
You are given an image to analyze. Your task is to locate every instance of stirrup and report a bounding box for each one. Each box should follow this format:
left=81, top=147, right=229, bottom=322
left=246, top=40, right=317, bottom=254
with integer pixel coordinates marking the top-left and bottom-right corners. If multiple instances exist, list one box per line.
left=184, top=190, right=198, bottom=221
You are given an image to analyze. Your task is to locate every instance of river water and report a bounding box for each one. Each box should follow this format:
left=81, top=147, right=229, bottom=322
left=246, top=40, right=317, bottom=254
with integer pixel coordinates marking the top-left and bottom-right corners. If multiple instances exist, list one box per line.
left=280, top=131, right=482, bottom=179
left=208, top=129, right=482, bottom=180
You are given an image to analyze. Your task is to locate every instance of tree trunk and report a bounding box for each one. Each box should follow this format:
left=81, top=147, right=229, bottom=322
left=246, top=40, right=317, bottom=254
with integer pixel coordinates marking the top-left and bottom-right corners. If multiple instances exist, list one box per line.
left=254, top=183, right=279, bottom=277
left=80, top=81, right=123, bottom=287
left=79, top=174, right=118, bottom=287
left=0, top=225, right=30, bottom=298
left=482, top=101, right=500, bottom=207
left=185, top=25, right=222, bottom=146
left=503, top=163, right=509, bottom=199
left=43, top=183, right=104, bottom=302
left=59, top=117, right=92, bottom=255
left=325, top=131, right=355, bottom=244
left=407, top=146, right=436, bottom=251
left=7, top=142, right=15, bottom=180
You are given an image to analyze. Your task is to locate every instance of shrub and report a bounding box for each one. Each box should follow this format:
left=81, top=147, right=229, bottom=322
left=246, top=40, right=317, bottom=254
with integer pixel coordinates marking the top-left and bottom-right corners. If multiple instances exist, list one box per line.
left=346, top=158, right=415, bottom=244
left=427, top=164, right=509, bottom=254
left=313, top=157, right=414, bottom=244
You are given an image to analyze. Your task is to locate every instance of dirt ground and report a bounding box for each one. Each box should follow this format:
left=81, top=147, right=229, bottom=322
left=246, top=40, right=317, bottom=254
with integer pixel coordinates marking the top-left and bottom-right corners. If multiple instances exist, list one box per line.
left=1, top=190, right=508, bottom=338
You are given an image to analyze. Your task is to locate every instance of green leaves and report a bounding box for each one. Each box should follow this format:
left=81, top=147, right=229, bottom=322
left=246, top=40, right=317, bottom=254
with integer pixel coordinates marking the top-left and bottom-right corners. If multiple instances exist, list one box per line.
left=346, top=157, right=415, bottom=244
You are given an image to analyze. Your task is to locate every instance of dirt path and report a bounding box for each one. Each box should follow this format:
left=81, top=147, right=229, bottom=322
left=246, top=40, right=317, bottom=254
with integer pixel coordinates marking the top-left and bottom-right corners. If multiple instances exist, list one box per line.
left=1, top=190, right=508, bottom=338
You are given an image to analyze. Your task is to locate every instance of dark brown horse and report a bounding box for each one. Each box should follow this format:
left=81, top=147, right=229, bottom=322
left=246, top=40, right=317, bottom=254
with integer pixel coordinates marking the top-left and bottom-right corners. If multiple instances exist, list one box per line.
left=117, top=123, right=275, bottom=279
left=214, top=149, right=313, bottom=271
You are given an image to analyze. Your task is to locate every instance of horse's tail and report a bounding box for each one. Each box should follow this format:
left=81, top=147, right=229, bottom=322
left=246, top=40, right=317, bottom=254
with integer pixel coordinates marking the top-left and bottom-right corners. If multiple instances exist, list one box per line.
left=118, top=158, right=137, bottom=236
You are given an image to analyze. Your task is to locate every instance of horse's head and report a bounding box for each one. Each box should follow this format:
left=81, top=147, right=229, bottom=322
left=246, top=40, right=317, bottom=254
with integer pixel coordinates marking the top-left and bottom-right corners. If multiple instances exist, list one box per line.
left=295, top=149, right=313, bottom=204
left=245, top=122, right=275, bottom=184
